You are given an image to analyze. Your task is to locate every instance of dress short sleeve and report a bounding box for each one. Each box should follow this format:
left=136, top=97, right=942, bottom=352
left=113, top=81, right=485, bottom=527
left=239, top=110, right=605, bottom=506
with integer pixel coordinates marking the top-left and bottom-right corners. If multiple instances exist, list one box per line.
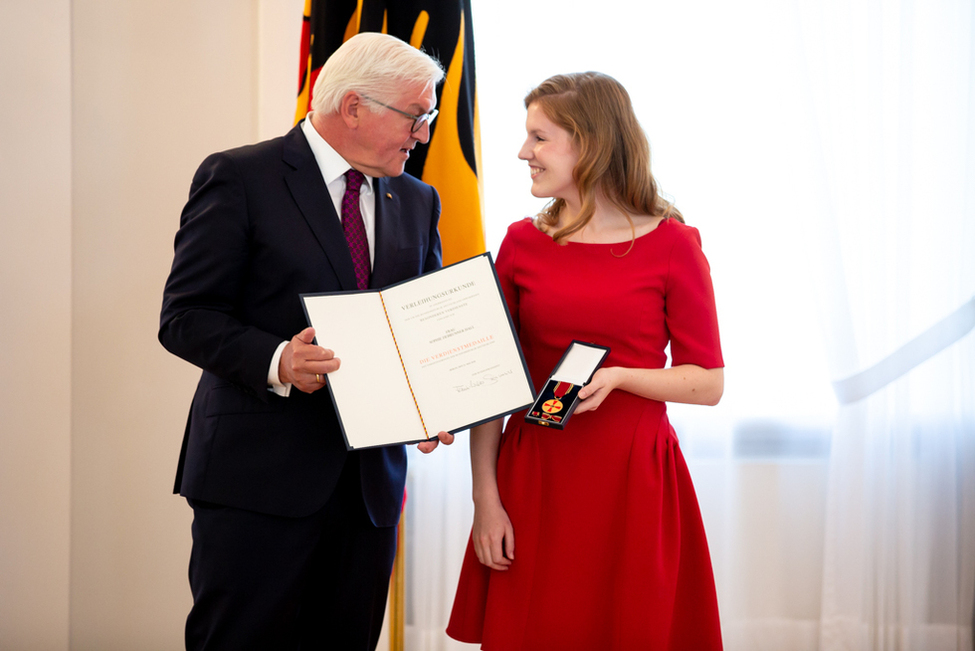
left=494, top=220, right=528, bottom=332
left=665, top=225, right=723, bottom=369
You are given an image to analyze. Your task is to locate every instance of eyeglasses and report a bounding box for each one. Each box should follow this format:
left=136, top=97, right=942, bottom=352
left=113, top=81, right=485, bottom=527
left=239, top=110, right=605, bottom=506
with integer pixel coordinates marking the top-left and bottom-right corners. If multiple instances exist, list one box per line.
left=360, top=94, right=439, bottom=133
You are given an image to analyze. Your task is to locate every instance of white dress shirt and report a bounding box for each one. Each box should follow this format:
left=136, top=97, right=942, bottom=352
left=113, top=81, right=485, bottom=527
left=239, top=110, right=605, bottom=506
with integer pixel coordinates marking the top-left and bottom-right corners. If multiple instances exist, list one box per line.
left=268, top=114, right=378, bottom=395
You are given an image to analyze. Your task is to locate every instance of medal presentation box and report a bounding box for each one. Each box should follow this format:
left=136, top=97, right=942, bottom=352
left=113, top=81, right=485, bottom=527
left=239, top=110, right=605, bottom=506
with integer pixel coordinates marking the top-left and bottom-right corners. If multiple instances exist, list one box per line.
left=525, top=341, right=610, bottom=430
left=301, top=254, right=535, bottom=450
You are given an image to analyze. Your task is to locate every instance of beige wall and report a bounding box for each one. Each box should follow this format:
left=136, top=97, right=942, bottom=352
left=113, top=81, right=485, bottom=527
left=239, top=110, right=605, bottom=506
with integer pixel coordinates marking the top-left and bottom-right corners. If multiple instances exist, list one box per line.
left=1, top=1, right=301, bottom=648
left=1, top=1, right=72, bottom=649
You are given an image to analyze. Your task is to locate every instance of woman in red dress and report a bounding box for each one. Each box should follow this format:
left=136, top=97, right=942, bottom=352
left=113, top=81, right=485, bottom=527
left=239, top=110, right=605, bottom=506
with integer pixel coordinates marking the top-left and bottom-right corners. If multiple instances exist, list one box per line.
left=446, top=72, right=725, bottom=650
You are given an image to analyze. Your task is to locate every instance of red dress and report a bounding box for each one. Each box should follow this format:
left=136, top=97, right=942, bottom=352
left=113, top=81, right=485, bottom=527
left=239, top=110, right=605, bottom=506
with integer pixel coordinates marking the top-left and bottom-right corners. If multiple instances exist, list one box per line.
left=446, top=218, right=724, bottom=651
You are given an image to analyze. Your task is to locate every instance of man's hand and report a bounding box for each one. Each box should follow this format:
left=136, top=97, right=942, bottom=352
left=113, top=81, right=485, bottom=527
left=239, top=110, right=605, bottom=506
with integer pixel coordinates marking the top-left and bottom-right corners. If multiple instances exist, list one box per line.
left=416, top=430, right=455, bottom=454
left=279, top=327, right=340, bottom=394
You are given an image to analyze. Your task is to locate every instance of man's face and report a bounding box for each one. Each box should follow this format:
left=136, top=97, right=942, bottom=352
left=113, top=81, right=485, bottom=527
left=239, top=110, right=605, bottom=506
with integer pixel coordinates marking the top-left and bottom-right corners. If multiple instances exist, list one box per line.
left=352, top=81, right=438, bottom=178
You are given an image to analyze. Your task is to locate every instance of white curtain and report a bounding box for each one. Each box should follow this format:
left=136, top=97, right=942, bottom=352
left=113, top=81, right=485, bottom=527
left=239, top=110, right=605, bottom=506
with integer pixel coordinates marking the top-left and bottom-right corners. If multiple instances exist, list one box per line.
left=404, top=441, right=477, bottom=650
left=402, top=1, right=975, bottom=650
left=797, top=1, right=975, bottom=649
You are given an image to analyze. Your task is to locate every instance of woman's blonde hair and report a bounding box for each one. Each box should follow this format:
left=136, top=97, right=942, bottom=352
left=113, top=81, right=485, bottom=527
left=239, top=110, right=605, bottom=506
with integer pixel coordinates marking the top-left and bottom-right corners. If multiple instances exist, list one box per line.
left=525, top=72, right=682, bottom=245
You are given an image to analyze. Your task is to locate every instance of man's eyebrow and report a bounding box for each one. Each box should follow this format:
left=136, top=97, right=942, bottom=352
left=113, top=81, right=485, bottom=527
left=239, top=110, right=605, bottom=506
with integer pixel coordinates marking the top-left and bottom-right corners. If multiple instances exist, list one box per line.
left=406, top=102, right=435, bottom=114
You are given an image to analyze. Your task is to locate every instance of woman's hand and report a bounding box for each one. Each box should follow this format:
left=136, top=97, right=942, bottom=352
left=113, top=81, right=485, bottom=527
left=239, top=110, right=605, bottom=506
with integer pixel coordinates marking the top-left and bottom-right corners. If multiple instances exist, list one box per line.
left=574, top=367, right=621, bottom=414
left=472, top=498, right=515, bottom=571
left=575, top=364, right=724, bottom=410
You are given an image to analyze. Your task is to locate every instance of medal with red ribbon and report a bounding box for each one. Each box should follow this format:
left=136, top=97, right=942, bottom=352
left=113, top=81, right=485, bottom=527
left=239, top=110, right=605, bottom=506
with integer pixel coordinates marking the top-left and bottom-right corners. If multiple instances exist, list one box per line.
left=541, top=381, right=574, bottom=414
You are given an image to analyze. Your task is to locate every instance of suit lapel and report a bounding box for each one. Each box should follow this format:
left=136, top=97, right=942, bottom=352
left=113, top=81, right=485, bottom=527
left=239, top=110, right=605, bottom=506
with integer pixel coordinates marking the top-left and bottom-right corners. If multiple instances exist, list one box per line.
left=372, top=177, right=401, bottom=289
left=282, top=125, right=358, bottom=292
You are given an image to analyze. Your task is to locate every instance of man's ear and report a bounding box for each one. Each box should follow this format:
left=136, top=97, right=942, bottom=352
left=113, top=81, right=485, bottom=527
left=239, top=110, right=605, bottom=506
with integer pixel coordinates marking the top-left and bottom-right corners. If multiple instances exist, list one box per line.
left=339, top=91, right=361, bottom=128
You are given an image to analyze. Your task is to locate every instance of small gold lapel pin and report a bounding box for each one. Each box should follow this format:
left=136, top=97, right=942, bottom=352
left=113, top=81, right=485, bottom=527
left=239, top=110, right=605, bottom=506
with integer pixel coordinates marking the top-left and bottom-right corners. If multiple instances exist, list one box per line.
left=386, top=192, right=392, bottom=199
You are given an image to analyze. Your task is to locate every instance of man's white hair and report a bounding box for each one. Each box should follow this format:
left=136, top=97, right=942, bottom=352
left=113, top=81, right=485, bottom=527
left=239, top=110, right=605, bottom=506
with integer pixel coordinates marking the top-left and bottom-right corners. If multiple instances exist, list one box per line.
left=311, top=32, right=445, bottom=115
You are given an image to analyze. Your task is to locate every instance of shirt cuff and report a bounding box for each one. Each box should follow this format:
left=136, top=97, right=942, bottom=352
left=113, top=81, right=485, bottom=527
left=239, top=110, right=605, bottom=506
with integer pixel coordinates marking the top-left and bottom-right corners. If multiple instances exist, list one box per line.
left=267, top=340, right=292, bottom=397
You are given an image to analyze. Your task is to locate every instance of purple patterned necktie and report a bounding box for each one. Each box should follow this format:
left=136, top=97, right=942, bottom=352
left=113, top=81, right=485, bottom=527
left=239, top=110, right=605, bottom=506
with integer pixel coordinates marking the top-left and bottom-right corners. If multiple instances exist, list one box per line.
left=341, top=169, right=370, bottom=290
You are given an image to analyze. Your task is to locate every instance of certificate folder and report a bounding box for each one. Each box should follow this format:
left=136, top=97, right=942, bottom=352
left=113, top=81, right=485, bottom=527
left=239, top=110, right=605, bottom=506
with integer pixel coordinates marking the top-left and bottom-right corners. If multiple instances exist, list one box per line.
left=525, top=341, right=610, bottom=430
left=301, top=254, right=535, bottom=450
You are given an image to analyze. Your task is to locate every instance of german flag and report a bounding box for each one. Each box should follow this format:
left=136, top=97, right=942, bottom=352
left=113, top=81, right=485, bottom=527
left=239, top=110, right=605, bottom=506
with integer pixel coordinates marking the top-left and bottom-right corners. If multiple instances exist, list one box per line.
left=295, top=0, right=485, bottom=266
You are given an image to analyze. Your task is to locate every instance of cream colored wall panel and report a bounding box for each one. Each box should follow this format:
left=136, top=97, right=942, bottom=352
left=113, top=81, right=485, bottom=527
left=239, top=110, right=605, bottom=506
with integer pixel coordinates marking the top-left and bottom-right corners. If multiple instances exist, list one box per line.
left=0, top=1, right=72, bottom=648
left=258, top=0, right=306, bottom=139
left=70, top=1, right=257, bottom=647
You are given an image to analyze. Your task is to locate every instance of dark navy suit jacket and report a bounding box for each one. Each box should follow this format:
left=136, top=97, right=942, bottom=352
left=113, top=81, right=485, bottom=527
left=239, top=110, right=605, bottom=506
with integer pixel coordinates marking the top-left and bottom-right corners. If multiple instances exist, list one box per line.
left=159, top=122, right=442, bottom=526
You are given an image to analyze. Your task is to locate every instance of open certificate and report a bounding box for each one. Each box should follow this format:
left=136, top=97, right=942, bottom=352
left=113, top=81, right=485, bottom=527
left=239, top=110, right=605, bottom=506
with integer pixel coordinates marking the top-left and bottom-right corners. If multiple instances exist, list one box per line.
left=301, top=254, right=535, bottom=449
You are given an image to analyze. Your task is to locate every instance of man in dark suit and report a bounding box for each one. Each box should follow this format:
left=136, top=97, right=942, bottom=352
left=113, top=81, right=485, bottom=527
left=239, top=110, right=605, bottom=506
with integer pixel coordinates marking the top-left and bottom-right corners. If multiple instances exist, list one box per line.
left=160, top=33, right=453, bottom=650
